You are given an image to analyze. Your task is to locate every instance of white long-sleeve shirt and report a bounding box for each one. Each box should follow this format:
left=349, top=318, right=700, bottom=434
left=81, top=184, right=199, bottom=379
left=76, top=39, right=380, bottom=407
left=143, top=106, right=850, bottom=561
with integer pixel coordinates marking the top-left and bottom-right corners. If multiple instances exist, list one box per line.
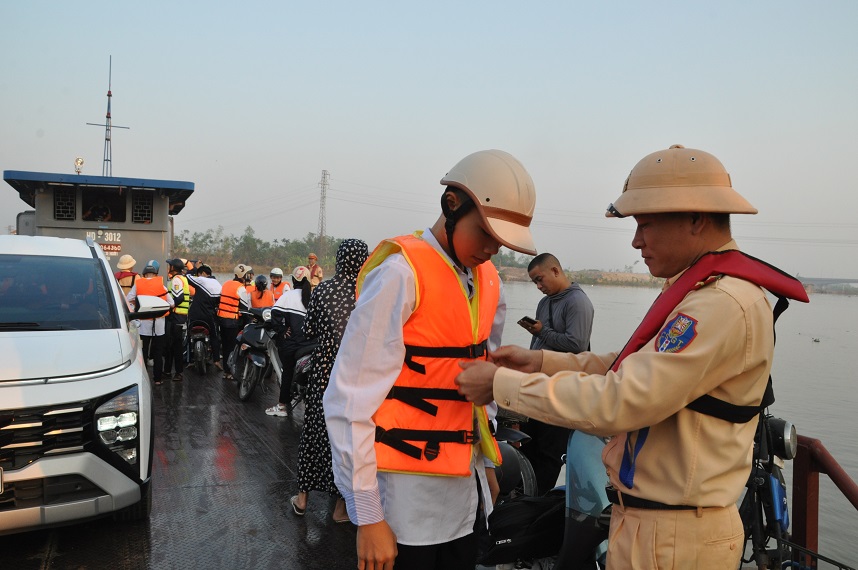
left=324, top=229, right=505, bottom=546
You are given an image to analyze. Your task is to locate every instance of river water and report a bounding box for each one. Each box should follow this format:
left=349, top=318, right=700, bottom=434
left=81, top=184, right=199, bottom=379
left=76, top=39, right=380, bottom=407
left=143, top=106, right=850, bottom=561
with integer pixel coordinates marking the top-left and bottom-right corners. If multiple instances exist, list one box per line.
left=501, top=281, right=858, bottom=566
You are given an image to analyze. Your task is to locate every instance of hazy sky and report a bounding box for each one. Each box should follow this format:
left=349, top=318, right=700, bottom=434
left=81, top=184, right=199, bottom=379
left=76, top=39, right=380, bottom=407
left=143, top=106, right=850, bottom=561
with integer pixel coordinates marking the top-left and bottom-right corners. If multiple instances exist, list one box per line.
left=2, top=1, right=856, bottom=278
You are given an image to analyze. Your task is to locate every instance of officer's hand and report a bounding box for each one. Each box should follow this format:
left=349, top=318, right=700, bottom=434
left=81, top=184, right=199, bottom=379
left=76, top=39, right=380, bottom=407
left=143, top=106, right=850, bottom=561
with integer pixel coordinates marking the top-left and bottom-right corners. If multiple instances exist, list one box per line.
left=455, top=360, right=497, bottom=406
left=357, top=520, right=397, bottom=570
left=490, top=345, right=543, bottom=373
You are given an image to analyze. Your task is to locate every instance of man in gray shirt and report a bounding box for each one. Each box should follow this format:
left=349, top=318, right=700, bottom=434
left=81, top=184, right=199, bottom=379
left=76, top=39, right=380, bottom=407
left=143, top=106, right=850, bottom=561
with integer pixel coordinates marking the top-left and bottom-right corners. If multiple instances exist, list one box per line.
left=518, top=253, right=594, bottom=494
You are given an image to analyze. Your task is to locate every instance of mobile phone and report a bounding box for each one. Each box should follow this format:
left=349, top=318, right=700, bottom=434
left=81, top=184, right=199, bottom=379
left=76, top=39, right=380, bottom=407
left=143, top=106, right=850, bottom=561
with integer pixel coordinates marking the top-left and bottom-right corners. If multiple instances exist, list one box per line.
left=518, top=316, right=537, bottom=327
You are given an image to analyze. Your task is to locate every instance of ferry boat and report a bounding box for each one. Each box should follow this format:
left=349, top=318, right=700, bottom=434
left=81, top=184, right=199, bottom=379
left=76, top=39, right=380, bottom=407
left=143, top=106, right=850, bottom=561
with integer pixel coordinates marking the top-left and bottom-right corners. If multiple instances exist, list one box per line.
left=4, top=169, right=194, bottom=272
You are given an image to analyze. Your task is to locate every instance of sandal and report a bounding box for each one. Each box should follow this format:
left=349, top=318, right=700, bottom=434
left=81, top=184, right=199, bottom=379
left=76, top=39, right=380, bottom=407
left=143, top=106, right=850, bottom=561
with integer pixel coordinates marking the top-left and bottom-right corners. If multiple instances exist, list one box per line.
left=265, top=404, right=288, bottom=417
left=290, top=495, right=305, bottom=516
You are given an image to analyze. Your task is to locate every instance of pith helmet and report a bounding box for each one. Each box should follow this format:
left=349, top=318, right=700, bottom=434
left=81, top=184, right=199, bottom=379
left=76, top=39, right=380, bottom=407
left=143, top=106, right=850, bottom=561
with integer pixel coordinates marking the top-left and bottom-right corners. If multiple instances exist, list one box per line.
left=440, top=149, right=537, bottom=255
left=117, top=254, right=136, bottom=270
left=606, top=145, right=757, bottom=218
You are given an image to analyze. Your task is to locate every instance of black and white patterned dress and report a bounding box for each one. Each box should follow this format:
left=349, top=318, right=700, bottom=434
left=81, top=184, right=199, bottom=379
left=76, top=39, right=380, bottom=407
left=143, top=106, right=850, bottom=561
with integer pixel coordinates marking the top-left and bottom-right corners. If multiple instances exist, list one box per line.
left=297, top=239, right=369, bottom=495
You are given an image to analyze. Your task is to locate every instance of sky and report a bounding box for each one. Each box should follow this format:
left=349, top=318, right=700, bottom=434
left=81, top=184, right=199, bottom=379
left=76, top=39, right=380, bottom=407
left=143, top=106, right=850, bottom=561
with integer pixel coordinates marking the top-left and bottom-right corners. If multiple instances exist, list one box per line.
left=2, top=1, right=856, bottom=279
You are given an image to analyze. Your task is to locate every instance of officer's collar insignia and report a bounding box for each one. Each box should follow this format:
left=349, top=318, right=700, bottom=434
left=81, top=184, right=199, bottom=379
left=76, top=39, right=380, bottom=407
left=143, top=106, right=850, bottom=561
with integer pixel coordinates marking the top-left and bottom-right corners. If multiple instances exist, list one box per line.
left=656, top=313, right=698, bottom=353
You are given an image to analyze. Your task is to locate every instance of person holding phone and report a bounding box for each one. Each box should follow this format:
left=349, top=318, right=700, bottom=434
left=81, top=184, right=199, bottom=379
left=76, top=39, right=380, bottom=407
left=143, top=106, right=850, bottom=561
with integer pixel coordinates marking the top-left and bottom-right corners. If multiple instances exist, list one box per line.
left=518, top=252, right=594, bottom=496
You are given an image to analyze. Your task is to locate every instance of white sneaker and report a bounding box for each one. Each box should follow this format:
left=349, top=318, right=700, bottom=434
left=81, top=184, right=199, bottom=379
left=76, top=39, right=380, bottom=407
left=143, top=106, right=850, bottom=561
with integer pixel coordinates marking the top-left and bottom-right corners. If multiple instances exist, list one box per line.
left=265, top=404, right=288, bottom=417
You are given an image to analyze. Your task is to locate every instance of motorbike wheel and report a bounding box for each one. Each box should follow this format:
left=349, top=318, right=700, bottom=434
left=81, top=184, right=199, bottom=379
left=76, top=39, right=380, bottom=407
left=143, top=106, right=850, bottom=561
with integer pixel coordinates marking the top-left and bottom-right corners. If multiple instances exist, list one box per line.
left=512, top=446, right=538, bottom=498
left=496, top=441, right=538, bottom=503
left=194, top=340, right=207, bottom=375
left=238, top=362, right=260, bottom=401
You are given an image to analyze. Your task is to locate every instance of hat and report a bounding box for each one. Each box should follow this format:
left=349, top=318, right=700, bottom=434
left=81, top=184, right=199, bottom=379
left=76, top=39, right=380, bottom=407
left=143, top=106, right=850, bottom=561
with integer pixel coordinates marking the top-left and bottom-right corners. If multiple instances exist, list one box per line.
left=292, top=265, right=311, bottom=282
left=270, top=267, right=284, bottom=277
left=440, top=149, right=537, bottom=256
left=166, top=258, right=185, bottom=271
left=308, top=253, right=318, bottom=260
left=143, top=259, right=160, bottom=275
left=117, top=254, right=136, bottom=270
left=234, top=264, right=250, bottom=279
left=606, top=145, right=757, bottom=218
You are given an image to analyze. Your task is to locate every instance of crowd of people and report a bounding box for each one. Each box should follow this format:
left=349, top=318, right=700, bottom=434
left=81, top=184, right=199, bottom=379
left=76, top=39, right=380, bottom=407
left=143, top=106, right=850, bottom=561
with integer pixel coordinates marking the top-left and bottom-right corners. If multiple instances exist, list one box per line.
left=114, top=252, right=327, bottom=385
left=113, top=144, right=808, bottom=570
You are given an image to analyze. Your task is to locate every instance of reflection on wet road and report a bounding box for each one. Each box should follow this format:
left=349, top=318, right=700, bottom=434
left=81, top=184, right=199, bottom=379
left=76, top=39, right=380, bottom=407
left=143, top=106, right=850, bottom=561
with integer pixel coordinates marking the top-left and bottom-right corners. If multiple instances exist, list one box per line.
left=0, top=366, right=359, bottom=569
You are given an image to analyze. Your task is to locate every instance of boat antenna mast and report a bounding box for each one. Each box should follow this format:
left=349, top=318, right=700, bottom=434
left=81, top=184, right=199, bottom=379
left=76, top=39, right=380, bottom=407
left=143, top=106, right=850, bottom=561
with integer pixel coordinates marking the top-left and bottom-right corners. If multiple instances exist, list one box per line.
left=317, top=170, right=329, bottom=259
left=86, top=56, right=130, bottom=176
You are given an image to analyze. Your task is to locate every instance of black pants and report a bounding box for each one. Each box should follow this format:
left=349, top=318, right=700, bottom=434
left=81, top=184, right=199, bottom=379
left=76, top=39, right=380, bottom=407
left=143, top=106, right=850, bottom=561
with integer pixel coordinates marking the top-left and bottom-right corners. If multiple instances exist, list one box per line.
left=142, top=334, right=166, bottom=383
left=520, top=419, right=572, bottom=496
left=163, top=316, right=186, bottom=375
left=219, top=319, right=241, bottom=374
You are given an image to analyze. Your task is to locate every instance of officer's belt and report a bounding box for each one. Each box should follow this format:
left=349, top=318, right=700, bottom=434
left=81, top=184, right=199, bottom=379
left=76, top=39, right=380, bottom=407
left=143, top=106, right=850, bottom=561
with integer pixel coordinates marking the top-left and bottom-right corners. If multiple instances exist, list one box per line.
left=606, top=486, right=697, bottom=511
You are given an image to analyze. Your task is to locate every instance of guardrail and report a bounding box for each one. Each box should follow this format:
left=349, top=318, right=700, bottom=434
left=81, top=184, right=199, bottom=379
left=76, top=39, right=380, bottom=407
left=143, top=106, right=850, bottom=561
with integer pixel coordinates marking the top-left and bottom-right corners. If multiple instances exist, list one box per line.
left=791, top=435, right=858, bottom=567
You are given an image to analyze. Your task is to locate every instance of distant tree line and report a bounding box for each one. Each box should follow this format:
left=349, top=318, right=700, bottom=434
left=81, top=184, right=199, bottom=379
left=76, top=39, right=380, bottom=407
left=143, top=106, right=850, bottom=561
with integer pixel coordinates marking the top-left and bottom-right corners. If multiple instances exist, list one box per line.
left=172, top=226, right=535, bottom=274
left=172, top=226, right=346, bottom=274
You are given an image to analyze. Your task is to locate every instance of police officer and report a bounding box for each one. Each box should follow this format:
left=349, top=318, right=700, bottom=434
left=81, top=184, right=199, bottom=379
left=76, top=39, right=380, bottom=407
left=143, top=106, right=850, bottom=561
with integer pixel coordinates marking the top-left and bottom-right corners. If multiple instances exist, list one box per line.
left=455, top=145, right=808, bottom=569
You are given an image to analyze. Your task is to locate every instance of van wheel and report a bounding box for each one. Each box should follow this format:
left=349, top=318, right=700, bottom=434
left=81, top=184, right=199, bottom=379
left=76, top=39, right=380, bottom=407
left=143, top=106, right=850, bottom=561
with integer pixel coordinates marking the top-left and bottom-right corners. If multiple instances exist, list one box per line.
left=114, top=481, right=152, bottom=522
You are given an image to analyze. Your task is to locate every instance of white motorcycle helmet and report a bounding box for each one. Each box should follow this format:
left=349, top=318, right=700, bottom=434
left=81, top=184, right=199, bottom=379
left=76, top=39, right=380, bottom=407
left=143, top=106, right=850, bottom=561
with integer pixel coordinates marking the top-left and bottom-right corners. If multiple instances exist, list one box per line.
left=440, top=149, right=537, bottom=262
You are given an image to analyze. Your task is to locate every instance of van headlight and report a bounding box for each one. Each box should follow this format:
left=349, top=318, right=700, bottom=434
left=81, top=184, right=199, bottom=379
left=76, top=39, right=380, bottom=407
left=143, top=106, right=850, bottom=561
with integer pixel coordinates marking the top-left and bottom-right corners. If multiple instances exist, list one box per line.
left=94, top=386, right=140, bottom=465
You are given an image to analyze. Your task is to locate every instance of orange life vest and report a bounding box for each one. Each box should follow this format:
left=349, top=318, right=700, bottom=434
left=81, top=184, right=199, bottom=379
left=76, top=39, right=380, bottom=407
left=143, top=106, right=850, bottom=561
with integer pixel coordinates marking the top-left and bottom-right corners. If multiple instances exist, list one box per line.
left=218, top=280, right=243, bottom=319
left=135, top=276, right=168, bottom=299
left=359, top=232, right=502, bottom=477
left=271, top=281, right=287, bottom=302
left=250, top=289, right=275, bottom=308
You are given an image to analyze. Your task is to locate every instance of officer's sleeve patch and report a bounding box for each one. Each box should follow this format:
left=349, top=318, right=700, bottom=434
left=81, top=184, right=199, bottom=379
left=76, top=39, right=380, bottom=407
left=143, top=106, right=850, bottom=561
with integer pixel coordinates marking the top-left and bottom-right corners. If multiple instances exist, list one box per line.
left=655, top=313, right=698, bottom=353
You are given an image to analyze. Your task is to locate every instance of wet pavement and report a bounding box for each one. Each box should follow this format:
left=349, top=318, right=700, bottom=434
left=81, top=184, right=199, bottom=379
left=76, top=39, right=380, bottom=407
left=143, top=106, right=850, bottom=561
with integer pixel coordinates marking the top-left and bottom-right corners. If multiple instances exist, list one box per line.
left=0, top=365, right=359, bottom=570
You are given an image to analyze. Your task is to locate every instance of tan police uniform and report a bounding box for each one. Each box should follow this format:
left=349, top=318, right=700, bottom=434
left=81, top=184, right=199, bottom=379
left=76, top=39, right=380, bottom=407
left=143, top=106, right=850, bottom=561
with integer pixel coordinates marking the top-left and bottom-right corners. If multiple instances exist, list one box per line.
left=494, top=240, right=775, bottom=568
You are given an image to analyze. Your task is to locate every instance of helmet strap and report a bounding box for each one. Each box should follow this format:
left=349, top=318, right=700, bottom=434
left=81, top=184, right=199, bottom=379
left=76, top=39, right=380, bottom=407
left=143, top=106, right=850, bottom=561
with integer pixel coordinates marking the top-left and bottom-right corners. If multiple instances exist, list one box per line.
left=441, top=191, right=475, bottom=270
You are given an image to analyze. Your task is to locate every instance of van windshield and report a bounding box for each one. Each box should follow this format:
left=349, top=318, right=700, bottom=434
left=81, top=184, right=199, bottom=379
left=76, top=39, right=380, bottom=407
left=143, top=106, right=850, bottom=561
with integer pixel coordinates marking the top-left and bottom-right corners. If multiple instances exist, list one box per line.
left=0, top=255, right=119, bottom=331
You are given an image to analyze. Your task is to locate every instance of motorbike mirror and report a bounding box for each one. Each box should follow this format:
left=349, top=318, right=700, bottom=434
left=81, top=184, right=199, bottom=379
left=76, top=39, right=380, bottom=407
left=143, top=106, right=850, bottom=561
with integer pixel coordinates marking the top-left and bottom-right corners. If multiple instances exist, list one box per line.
left=768, top=416, right=798, bottom=460
left=262, top=308, right=272, bottom=321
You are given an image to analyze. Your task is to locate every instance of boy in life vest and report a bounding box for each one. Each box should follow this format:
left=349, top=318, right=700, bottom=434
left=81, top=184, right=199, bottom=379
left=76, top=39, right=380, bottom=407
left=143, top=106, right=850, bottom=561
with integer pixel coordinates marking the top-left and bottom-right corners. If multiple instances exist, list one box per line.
left=455, top=145, right=809, bottom=569
left=324, top=150, right=537, bottom=570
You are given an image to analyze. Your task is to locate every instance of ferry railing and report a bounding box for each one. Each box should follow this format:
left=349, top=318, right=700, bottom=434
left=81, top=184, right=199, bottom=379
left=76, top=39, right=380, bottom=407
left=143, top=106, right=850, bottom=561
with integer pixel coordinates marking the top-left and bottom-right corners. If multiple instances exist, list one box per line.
left=791, top=434, right=858, bottom=568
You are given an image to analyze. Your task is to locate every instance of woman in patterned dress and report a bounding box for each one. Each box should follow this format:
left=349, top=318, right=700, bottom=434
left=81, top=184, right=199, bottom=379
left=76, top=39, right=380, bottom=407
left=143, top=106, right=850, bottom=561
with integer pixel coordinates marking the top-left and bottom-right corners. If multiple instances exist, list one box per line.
left=290, top=239, right=369, bottom=522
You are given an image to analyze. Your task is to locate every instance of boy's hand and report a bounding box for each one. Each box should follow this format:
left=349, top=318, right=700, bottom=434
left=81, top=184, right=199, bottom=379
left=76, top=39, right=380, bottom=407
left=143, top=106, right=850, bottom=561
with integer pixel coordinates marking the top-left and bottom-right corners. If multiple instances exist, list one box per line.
left=455, top=360, right=498, bottom=406
left=357, top=520, right=397, bottom=570
left=490, top=345, right=543, bottom=373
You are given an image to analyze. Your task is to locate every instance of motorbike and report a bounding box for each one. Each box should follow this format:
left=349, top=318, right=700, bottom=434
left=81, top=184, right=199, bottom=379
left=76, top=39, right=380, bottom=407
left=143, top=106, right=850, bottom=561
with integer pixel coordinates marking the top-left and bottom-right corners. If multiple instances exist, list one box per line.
left=739, top=413, right=799, bottom=569
left=230, top=308, right=283, bottom=401
left=494, top=408, right=538, bottom=502
left=187, top=320, right=213, bottom=375
left=288, top=344, right=316, bottom=411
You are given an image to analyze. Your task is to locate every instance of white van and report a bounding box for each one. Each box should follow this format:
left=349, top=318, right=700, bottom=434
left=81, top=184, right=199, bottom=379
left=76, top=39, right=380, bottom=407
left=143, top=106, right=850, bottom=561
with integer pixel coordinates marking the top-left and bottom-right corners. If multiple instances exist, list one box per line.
left=0, top=235, right=167, bottom=534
